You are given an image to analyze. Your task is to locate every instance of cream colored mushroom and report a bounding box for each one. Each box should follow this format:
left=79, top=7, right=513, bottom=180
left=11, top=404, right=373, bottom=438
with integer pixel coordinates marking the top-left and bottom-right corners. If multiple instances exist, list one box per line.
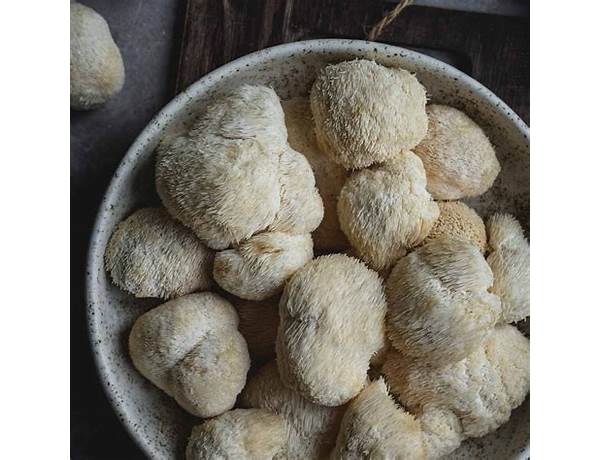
left=414, top=104, right=501, bottom=200
left=268, top=147, right=324, bottom=235
left=129, top=293, right=250, bottom=417
left=276, top=254, right=386, bottom=406
left=310, top=59, right=428, bottom=169
left=235, top=298, right=280, bottom=364
left=423, top=201, right=487, bottom=253
left=213, top=232, right=313, bottom=301
left=337, top=151, right=439, bottom=271
left=419, top=406, right=464, bottom=459
left=186, top=408, right=286, bottom=460
left=331, top=378, right=426, bottom=459
left=240, top=361, right=345, bottom=459
left=282, top=97, right=349, bottom=252
left=105, top=208, right=213, bottom=299
left=486, top=213, right=530, bottom=323
left=156, top=85, right=286, bottom=249
left=70, top=2, right=125, bottom=109
left=383, top=324, right=530, bottom=439
left=386, top=238, right=501, bottom=365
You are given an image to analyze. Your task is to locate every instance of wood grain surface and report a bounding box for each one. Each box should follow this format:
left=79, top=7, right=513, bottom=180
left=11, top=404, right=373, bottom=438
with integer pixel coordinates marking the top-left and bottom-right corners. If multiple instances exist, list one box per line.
left=176, top=1, right=529, bottom=122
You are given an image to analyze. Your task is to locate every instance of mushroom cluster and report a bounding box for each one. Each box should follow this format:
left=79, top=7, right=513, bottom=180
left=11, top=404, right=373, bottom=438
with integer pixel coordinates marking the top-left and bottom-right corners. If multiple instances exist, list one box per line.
left=104, top=60, right=529, bottom=459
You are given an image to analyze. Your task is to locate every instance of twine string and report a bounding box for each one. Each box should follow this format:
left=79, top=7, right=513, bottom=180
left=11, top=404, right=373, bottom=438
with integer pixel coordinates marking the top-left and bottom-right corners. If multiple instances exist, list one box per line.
left=367, top=0, right=413, bottom=41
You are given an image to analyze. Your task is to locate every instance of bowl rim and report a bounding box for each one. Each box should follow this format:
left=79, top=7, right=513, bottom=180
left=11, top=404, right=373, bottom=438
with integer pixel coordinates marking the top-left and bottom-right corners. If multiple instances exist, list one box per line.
left=86, top=38, right=530, bottom=459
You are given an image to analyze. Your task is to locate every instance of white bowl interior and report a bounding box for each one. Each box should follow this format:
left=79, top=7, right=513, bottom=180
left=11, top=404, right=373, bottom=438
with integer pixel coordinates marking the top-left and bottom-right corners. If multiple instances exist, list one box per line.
left=87, top=39, right=529, bottom=460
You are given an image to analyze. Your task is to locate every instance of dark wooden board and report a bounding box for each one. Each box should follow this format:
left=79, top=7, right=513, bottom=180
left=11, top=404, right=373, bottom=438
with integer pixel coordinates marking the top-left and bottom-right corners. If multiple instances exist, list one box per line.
left=176, top=1, right=529, bottom=122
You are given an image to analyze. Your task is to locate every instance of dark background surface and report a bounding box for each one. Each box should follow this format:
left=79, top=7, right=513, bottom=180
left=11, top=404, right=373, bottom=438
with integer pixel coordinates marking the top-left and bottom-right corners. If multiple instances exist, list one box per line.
left=71, top=1, right=528, bottom=458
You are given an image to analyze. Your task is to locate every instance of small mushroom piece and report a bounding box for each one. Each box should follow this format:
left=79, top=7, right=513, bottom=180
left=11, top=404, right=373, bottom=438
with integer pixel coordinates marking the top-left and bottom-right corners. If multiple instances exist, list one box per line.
left=423, top=201, right=487, bottom=253
left=186, top=408, right=286, bottom=460
left=276, top=254, right=386, bottom=406
left=419, top=406, right=464, bottom=459
left=386, top=238, right=501, bottom=364
left=70, top=2, right=125, bottom=109
left=337, top=151, right=439, bottom=271
left=268, top=147, right=324, bottom=235
left=310, top=59, right=428, bottom=169
left=129, top=293, right=250, bottom=417
left=282, top=97, right=349, bottom=252
left=414, top=104, right=501, bottom=200
left=235, top=299, right=280, bottom=364
left=383, top=324, right=530, bottom=439
left=331, top=378, right=426, bottom=460
left=213, top=232, right=313, bottom=301
left=104, top=208, right=213, bottom=299
left=486, top=213, right=530, bottom=323
left=156, top=85, right=286, bottom=249
left=240, top=361, right=345, bottom=459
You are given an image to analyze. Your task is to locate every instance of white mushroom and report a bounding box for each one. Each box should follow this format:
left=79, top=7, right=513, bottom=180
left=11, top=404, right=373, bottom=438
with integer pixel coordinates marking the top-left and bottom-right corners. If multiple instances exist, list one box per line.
left=240, top=361, right=345, bottom=459
left=70, top=2, right=124, bottom=110
left=186, top=408, right=286, bottom=460
left=419, top=406, right=464, bottom=459
left=414, top=104, right=501, bottom=200
left=282, top=97, right=349, bottom=252
left=423, top=201, right=487, bottom=253
left=337, top=151, right=439, bottom=271
left=383, top=324, right=530, bottom=440
left=104, top=208, right=213, bottom=299
left=310, top=59, right=428, bottom=169
left=129, top=293, right=250, bottom=417
left=386, top=238, right=501, bottom=365
left=331, top=378, right=426, bottom=459
left=213, top=232, right=313, bottom=301
left=276, top=254, right=386, bottom=406
left=156, top=85, right=286, bottom=249
left=268, top=147, right=324, bottom=235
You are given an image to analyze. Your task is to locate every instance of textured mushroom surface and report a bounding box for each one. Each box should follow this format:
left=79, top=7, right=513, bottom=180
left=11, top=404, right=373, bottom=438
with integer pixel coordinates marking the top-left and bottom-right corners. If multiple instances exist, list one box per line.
left=486, top=214, right=530, bottom=323
left=105, top=208, right=213, bottom=299
left=331, top=378, right=426, bottom=459
left=129, top=293, right=250, bottom=417
left=186, top=408, right=286, bottom=460
left=156, top=85, right=286, bottom=249
left=383, top=324, right=530, bottom=439
left=213, top=232, right=313, bottom=301
left=419, top=406, right=464, bottom=458
left=268, top=147, right=324, bottom=235
left=423, top=201, right=487, bottom=253
left=338, top=151, right=439, bottom=271
left=282, top=97, right=349, bottom=252
left=276, top=254, right=386, bottom=406
left=414, top=104, right=501, bottom=200
left=70, top=2, right=124, bottom=110
left=235, top=299, right=280, bottom=364
left=240, top=361, right=345, bottom=459
left=386, top=238, right=501, bottom=364
left=310, top=59, right=428, bottom=170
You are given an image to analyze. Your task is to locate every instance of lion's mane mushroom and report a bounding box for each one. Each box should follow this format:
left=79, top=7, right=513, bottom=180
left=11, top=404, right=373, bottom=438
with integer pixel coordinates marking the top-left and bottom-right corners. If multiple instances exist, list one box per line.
left=129, top=293, right=250, bottom=417
left=337, top=151, right=439, bottom=271
left=186, top=408, right=286, bottom=460
left=486, top=213, right=530, bottom=323
left=234, top=298, right=280, bottom=365
left=386, top=238, right=501, bottom=365
left=213, top=232, right=313, bottom=301
left=276, top=254, right=386, bottom=406
left=240, top=361, right=345, bottom=459
left=70, top=2, right=125, bottom=110
left=414, top=104, right=501, bottom=200
left=282, top=97, right=349, bottom=252
left=423, top=201, right=487, bottom=253
left=331, top=378, right=426, bottom=460
left=383, top=324, right=530, bottom=440
left=310, top=59, right=428, bottom=169
left=104, top=208, right=213, bottom=299
left=419, top=406, right=464, bottom=459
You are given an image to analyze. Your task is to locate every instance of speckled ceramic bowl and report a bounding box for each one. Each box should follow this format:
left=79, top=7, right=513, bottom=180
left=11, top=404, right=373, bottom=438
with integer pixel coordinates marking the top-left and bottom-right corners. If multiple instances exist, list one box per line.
left=87, top=39, right=529, bottom=460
